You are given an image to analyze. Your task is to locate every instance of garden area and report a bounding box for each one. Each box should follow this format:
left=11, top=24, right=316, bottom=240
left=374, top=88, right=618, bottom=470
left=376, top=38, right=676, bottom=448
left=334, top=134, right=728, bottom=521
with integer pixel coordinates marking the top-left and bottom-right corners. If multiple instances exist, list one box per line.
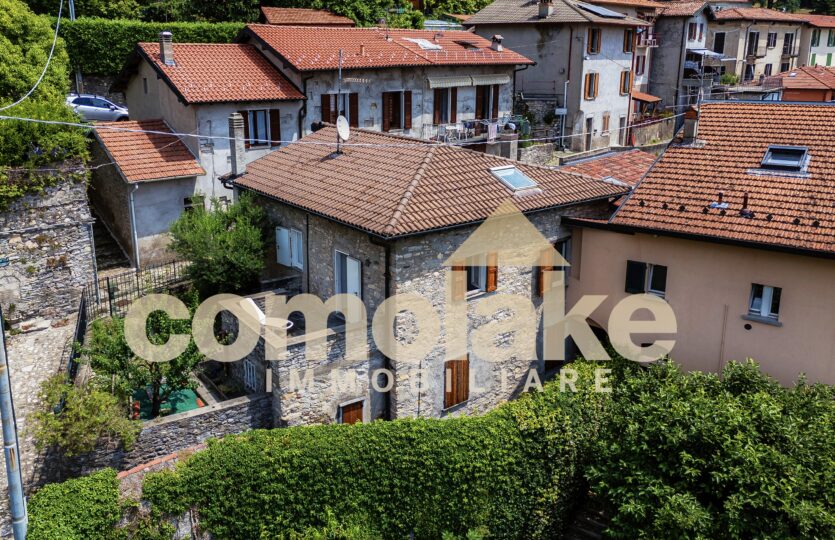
left=25, top=357, right=835, bottom=539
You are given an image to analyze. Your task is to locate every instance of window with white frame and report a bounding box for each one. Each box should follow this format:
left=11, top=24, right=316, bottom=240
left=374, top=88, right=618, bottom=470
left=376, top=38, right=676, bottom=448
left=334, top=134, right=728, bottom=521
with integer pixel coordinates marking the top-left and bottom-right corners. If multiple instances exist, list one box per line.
left=243, top=359, right=258, bottom=391
left=625, top=260, right=667, bottom=297
left=275, top=226, right=303, bottom=270
left=748, top=284, right=781, bottom=321
left=334, top=251, right=362, bottom=297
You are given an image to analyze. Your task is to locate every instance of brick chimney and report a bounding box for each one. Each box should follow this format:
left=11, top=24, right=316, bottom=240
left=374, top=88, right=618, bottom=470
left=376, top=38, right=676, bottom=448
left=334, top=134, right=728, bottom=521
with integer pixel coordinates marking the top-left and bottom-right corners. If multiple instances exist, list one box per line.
left=491, top=35, right=504, bottom=52
left=229, top=112, right=246, bottom=176
left=159, top=31, right=174, bottom=66
left=539, top=0, right=554, bottom=18
left=682, top=106, right=699, bottom=144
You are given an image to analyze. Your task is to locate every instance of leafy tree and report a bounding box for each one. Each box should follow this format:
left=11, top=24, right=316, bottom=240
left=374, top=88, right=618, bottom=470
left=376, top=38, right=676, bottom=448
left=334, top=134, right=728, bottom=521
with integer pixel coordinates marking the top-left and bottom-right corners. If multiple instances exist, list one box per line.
left=83, top=289, right=203, bottom=418
left=31, top=375, right=140, bottom=456
left=810, top=0, right=835, bottom=14
left=24, top=0, right=141, bottom=19
left=262, top=0, right=423, bottom=28
left=588, top=359, right=835, bottom=539
left=169, top=194, right=266, bottom=297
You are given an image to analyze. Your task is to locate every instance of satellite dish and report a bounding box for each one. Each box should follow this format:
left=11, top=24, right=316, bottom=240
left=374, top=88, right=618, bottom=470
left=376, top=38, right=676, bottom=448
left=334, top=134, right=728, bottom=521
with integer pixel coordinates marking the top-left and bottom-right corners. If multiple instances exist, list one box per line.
left=336, top=115, right=351, bottom=141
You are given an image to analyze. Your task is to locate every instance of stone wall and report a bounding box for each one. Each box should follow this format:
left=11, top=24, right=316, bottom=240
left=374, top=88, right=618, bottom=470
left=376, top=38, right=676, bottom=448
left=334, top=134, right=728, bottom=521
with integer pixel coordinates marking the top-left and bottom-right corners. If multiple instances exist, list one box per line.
left=75, top=74, right=126, bottom=106
left=52, top=393, right=272, bottom=479
left=518, top=143, right=556, bottom=165
left=0, top=176, right=95, bottom=323
left=631, top=116, right=676, bottom=147
left=89, top=141, right=135, bottom=264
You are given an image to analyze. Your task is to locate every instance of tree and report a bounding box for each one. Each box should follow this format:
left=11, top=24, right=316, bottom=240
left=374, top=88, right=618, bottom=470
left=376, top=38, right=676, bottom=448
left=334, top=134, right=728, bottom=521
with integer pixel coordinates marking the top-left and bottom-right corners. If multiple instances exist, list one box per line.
left=24, top=0, right=141, bottom=19
left=169, top=194, right=266, bottom=297
left=810, top=0, right=835, bottom=14
left=31, top=375, right=140, bottom=456
left=83, top=290, right=203, bottom=418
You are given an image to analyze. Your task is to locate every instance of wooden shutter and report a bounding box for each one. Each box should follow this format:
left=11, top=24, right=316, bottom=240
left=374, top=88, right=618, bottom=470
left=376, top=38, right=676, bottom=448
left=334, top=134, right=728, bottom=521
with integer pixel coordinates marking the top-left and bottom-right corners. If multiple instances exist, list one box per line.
left=593, top=73, right=599, bottom=98
left=602, top=112, right=610, bottom=133
left=340, top=401, right=363, bottom=424
left=403, top=91, right=412, bottom=130
left=485, top=252, right=498, bottom=292
left=382, top=92, right=393, bottom=132
left=349, top=93, right=359, bottom=128
left=491, top=85, right=499, bottom=120
left=475, top=85, right=484, bottom=119
left=433, top=89, right=442, bottom=125
left=587, top=28, right=593, bottom=53
left=584, top=74, right=591, bottom=99
left=269, top=109, right=281, bottom=147
left=444, top=357, right=469, bottom=409
left=625, top=260, right=647, bottom=293
left=451, top=264, right=466, bottom=301
left=320, top=94, right=332, bottom=123
left=537, top=249, right=555, bottom=297
left=238, top=110, right=250, bottom=149
left=450, top=87, right=457, bottom=123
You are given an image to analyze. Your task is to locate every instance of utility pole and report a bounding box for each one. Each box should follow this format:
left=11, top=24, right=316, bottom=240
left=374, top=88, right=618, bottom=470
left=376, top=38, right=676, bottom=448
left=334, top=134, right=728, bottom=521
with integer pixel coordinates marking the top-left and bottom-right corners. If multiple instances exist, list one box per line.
left=0, top=308, right=27, bottom=540
left=68, top=0, right=82, bottom=93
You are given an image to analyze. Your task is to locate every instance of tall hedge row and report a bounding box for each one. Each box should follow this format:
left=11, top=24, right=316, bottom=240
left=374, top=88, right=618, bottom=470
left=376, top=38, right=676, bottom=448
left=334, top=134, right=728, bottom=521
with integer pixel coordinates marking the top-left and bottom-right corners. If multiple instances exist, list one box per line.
left=140, top=363, right=607, bottom=539
left=58, top=18, right=245, bottom=76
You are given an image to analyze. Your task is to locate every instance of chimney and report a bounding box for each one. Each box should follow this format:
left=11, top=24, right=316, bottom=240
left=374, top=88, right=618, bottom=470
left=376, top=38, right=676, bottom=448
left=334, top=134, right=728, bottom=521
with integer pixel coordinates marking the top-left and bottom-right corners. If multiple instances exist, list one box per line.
left=682, top=106, right=699, bottom=144
left=491, top=35, right=504, bottom=52
left=539, top=0, right=554, bottom=18
left=360, top=43, right=366, bottom=56
left=159, top=31, right=174, bottom=66
left=740, top=192, right=754, bottom=218
left=229, top=113, right=246, bottom=176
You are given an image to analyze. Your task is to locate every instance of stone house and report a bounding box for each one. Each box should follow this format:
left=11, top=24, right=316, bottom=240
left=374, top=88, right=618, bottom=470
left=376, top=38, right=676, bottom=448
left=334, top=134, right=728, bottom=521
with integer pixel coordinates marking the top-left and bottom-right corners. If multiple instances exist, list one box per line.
left=228, top=123, right=628, bottom=424
left=465, top=0, right=651, bottom=151
left=90, top=120, right=206, bottom=267
left=238, top=24, right=533, bottom=142
left=707, top=7, right=805, bottom=82
left=565, top=101, right=835, bottom=386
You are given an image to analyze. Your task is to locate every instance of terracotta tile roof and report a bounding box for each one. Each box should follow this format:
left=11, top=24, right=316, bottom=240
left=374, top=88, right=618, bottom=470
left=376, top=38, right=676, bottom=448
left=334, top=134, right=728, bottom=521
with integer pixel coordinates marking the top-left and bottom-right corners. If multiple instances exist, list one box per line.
left=244, top=25, right=533, bottom=71
left=561, top=149, right=658, bottom=186
left=95, top=120, right=205, bottom=183
left=590, top=0, right=665, bottom=8
left=445, top=13, right=473, bottom=22
left=776, top=66, right=835, bottom=90
left=794, top=13, right=835, bottom=28
left=611, top=102, right=835, bottom=255
left=632, top=89, right=662, bottom=102
left=260, top=7, right=355, bottom=26
left=711, top=7, right=804, bottom=23
left=659, top=1, right=708, bottom=17
left=465, top=0, right=652, bottom=26
left=136, top=43, right=304, bottom=104
left=235, top=127, right=627, bottom=237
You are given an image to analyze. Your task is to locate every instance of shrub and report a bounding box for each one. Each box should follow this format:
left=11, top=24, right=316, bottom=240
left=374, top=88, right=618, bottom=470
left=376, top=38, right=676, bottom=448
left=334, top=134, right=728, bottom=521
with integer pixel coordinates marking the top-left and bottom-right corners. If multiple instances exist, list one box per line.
left=261, top=0, right=423, bottom=28
left=25, top=0, right=142, bottom=19
left=142, top=362, right=608, bottom=539
left=57, top=18, right=246, bottom=76
left=169, top=194, right=266, bottom=297
left=28, top=469, right=122, bottom=540
left=720, top=72, right=740, bottom=85
left=588, top=359, right=835, bottom=539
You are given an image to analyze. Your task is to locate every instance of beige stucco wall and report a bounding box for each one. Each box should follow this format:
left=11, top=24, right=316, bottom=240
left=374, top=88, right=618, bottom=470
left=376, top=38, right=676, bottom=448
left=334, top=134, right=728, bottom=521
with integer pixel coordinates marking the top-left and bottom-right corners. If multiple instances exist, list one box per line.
left=566, top=226, right=835, bottom=385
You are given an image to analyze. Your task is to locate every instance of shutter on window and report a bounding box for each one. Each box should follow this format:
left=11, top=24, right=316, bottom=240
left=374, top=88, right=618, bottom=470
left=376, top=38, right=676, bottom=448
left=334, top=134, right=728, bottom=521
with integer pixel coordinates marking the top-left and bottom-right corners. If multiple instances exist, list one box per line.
left=382, top=92, right=393, bottom=132
left=486, top=252, right=498, bottom=292
left=450, top=87, right=457, bottom=123
left=269, top=109, right=281, bottom=147
left=475, top=86, right=484, bottom=119
left=593, top=74, right=599, bottom=98
left=584, top=74, right=590, bottom=99
left=458, top=357, right=469, bottom=404
left=491, top=85, right=499, bottom=120
left=433, top=89, right=442, bottom=125
left=444, top=361, right=456, bottom=409
left=349, top=93, right=359, bottom=128
left=625, top=260, right=647, bottom=293
left=451, top=263, right=466, bottom=301
left=320, top=94, right=330, bottom=123
left=239, top=110, right=250, bottom=149
left=444, top=357, right=469, bottom=409
left=403, top=91, right=412, bottom=130
left=537, top=248, right=555, bottom=297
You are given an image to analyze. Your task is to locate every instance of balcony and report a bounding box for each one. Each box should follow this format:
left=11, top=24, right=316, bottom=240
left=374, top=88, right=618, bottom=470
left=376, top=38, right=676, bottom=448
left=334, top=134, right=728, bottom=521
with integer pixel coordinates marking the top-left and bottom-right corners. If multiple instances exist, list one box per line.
left=637, top=34, right=659, bottom=48
left=745, top=45, right=768, bottom=62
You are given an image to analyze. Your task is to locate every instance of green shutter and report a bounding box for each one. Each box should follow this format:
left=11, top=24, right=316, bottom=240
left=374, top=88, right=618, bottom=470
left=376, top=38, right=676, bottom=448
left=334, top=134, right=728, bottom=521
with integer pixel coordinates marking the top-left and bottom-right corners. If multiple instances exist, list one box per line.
left=811, top=53, right=817, bottom=66
left=828, top=53, right=833, bottom=67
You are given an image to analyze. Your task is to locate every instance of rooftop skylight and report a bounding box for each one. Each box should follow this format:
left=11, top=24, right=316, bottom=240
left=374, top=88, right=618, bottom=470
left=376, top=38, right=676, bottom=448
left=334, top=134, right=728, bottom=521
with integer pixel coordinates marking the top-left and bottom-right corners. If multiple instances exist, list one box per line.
left=760, top=145, right=808, bottom=172
left=491, top=166, right=538, bottom=191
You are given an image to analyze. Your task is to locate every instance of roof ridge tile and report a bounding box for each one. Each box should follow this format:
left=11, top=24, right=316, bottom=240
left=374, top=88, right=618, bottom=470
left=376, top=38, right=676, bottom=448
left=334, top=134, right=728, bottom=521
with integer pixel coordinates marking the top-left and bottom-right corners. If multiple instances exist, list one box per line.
left=386, top=146, right=437, bottom=236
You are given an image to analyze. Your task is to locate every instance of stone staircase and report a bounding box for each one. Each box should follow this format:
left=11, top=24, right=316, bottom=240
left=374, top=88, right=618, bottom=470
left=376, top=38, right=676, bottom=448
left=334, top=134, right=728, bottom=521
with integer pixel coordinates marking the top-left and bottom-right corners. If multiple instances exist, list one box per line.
left=91, top=210, right=131, bottom=273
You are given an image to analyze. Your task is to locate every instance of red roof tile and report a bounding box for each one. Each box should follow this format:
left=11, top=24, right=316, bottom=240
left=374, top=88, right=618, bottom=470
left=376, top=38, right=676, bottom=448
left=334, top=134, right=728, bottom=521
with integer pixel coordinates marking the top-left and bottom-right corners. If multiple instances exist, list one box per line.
left=611, top=102, right=835, bottom=255
left=776, top=66, right=835, bottom=91
left=659, top=1, right=708, bottom=17
left=244, top=25, right=533, bottom=72
left=795, top=13, right=835, bottom=28
left=137, top=43, right=304, bottom=104
left=95, top=120, right=205, bottom=183
left=235, top=128, right=626, bottom=237
left=260, top=7, right=355, bottom=26
left=561, top=149, right=658, bottom=186
left=711, top=7, right=804, bottom=23
left=591, top=0, right=665, bottom=8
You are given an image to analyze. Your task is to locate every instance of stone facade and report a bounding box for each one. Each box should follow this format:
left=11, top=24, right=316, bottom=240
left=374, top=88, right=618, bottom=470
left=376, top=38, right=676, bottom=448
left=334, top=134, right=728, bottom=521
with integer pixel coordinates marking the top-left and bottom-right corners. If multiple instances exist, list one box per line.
left=518, top=143, right=556, bottom=165
left=0, top=177, right=96, bottom=323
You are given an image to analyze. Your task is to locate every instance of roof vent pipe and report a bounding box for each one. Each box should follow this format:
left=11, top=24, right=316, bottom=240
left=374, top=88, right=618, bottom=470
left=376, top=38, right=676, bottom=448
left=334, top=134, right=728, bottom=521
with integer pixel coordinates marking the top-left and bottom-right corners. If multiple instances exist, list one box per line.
left=229, top=112, right=246, bottom=177
left=539, top=0, right=554, bottom=18
left=491, top=35, right=504, bottom=52
left=740, top=192, right=754, bottom=218
left=159, top=31, right=174, bottom=66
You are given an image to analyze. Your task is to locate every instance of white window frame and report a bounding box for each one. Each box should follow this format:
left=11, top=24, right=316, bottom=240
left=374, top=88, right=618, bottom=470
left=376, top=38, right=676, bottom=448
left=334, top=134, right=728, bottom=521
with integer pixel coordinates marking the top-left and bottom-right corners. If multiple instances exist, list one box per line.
left=465, top=254, right=487, bottom=294
left=646, top=263, right=667, bottom=298
left=748, top=284, right=781, bottom=321
left=275, top=226, right=304, bottom=270
left=334, top=250, right=362, bottom=298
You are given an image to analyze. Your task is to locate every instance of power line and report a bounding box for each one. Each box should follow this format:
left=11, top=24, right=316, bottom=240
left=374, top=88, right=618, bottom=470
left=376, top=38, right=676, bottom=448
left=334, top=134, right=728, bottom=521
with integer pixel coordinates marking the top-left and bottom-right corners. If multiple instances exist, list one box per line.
left=0, top=0, right=64, bottom=113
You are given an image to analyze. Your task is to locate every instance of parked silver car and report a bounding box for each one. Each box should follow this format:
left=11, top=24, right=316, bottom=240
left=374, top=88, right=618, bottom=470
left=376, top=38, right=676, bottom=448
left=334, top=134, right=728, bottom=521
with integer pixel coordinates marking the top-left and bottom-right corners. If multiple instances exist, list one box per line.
left=66, top=94, right=129, bottom=122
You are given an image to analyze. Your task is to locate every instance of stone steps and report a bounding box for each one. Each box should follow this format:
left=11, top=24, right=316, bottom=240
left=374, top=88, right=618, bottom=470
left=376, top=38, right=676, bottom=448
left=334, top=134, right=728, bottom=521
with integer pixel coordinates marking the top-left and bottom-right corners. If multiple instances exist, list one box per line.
left=91, top=210, right=131, bottom=272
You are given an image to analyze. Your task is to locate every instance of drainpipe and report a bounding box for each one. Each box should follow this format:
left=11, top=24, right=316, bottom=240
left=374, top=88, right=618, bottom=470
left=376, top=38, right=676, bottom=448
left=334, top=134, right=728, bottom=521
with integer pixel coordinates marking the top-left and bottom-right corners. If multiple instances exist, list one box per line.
left=128, top=183, right=140, bottom=269
left=368, top=235, right=393, bottom=420
left=1, top=308, right=27, bottom=540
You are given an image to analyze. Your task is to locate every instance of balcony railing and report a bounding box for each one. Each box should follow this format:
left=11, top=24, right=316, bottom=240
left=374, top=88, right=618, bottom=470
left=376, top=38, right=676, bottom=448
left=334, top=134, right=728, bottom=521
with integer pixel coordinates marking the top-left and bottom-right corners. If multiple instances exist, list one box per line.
left=745, top=45, right=768, bottom=61
left=637, top=33, right=659, bottom=48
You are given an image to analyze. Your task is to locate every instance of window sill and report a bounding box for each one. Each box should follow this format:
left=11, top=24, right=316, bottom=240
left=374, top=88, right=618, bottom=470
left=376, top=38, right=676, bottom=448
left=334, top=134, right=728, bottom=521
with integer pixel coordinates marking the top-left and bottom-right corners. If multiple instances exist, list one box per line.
left=741, top=314, right=782, bottom=327
left=247, top=144, right=270, bottom=151
left=466, top=290, right=486, bottom=300
left=442, top=399, right=469, bottom=415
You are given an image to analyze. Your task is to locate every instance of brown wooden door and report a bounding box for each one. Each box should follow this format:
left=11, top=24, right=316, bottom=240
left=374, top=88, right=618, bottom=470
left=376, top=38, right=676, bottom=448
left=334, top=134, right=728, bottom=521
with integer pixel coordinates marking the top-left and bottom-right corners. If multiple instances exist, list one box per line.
left=340, top=401, right=363, bottom=424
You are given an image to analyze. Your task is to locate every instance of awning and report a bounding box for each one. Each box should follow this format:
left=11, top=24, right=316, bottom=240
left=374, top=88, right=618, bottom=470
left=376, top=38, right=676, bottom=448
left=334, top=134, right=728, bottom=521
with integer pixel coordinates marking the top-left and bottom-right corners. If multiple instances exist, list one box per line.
left=427, top=75, right=473, bottom=88
left=631, top=90, right=661, bottom=103
left=687, top=48, right=725, bottom=58
left=471, top=74, right=512, bottom=86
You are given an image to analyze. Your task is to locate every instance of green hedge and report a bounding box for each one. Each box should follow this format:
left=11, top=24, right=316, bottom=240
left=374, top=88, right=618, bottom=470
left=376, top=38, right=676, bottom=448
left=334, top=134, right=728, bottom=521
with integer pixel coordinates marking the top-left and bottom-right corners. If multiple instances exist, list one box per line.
left=58, top=18, right=245, bottom=76
left=142, top=362, right=607, bottom=539
left=28, top=469, right=122, bottom=540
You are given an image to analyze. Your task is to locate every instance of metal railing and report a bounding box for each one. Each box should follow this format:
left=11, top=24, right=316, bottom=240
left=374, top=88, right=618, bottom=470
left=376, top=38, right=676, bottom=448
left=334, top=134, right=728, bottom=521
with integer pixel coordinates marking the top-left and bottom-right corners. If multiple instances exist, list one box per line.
left=63, top=294, right=87, bottom=382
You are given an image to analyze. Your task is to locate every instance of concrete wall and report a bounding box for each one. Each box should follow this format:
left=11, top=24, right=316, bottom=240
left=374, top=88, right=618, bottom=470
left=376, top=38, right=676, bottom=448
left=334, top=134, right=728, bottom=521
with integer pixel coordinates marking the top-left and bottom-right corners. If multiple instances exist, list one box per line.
left=0, top=177, right=95, bottom=323
left=566, top=226, right=835, bottom=386
left=132, top=178, right=198, bottom=266
left=650, top=16, right=687, bottom=110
